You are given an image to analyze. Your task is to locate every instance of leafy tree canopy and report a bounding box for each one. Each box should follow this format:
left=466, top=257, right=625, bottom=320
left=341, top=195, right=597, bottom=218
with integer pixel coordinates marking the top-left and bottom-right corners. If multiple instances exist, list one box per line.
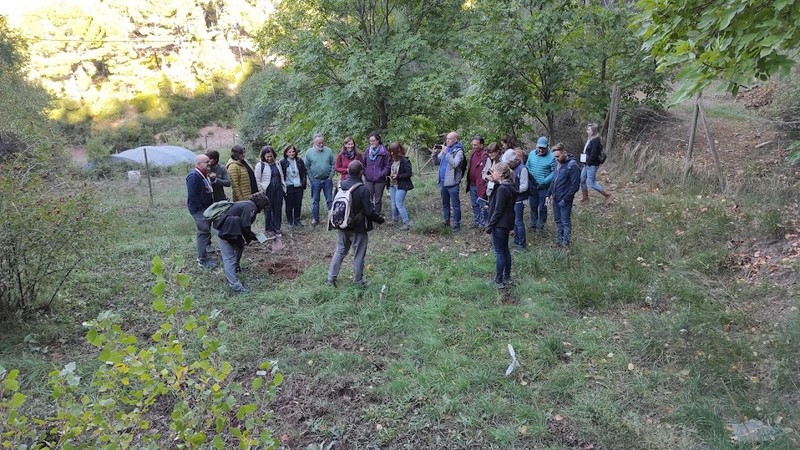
left=466, top=0, right=664, bottom=139
left=252, top=0, right=466, bottom=147
left=636, top=0, right=800, bottom=102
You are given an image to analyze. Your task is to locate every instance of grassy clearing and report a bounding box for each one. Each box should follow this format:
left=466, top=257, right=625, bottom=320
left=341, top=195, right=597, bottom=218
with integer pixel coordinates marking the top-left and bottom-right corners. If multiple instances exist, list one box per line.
left=1, top=149, right=798, bottom=449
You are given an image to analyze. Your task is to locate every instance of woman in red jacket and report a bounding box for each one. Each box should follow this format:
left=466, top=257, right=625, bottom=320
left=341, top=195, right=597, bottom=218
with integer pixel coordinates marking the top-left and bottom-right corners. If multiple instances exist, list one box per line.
left=334, top=136, right=365, bottom=184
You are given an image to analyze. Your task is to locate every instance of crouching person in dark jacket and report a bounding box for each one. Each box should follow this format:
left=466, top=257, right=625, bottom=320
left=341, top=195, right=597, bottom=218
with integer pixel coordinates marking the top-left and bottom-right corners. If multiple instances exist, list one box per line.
left=547, top=143, right=581, bottom=249
left=327, top=160, right=385, bottom=287
left=213, top=192, right=270, bottom=293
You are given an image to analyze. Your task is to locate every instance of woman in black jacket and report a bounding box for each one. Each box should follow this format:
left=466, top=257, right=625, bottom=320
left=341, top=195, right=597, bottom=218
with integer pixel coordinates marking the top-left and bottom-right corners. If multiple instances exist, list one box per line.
left=579, top=122, right=613, bottom=205
left=486, top=162, right=518, bottom=289
left=279, top=144, right=308, bottom=227
left=387, top=142, right=414, bottom=230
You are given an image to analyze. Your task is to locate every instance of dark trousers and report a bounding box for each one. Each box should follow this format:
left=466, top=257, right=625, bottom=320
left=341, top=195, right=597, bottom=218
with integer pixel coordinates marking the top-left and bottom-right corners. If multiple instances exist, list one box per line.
left=492, top=227, right=512, bottom=283
left=285, top=187, right=303, bottom=225
left=529, top=188, right=549, bottom=229
left=264, top=187, right=284, bottom=233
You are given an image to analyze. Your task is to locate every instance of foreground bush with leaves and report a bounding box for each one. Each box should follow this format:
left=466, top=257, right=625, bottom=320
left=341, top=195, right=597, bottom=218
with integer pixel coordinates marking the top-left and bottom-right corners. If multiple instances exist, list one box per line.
left=0, top=256, right=282, bottom=449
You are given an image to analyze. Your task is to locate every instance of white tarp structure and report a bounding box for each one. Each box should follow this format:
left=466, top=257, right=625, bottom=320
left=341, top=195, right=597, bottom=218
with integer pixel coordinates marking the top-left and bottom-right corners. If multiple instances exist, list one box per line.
left=110, top=145, right=197, bottom=166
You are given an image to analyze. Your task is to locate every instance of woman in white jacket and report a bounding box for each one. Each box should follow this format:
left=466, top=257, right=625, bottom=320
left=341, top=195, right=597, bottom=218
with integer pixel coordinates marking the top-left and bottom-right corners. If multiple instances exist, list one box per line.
left=255, top=146, right=287, bottom=237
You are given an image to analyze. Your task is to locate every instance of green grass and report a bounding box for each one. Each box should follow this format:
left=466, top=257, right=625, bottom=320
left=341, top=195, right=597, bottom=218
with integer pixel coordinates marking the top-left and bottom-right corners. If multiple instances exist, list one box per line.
left=1, top=160, right=798, bottom=449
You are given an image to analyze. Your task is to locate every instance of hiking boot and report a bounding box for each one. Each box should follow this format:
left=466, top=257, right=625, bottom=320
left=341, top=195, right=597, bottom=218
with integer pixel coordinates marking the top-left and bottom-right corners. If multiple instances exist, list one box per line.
left=197, top=259, right=216, bottom=270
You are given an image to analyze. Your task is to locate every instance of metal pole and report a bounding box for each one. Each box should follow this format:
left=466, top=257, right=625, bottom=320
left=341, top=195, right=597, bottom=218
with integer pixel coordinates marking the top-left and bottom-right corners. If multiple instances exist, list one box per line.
left=143, top=147, right=154, bottom=207
left=205, top=135, right=208, bottom=151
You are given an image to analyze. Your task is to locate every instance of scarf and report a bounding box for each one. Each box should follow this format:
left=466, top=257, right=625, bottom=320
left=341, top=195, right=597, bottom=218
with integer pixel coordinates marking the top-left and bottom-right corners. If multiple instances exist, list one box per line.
left=368, top=145, right=383, bottom=161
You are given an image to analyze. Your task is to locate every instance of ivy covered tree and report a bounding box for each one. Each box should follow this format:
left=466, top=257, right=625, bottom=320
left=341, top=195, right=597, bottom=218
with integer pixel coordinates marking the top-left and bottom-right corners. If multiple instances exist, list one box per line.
left=251, top=0, right=465, bottom=146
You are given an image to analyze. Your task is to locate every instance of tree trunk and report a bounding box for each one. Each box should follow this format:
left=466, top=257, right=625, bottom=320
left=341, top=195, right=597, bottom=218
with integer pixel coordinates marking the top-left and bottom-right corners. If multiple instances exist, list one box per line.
left=605, top=83, right=620, bottom=156
left=376, top=96, right=389, bottom=132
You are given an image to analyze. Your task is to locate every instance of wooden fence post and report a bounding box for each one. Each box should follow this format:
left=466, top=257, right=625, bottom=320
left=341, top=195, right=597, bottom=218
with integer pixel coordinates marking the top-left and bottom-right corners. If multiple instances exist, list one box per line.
left=682, top=92, right=701, bottom=184
left=143, top=147, right=154, bottom=207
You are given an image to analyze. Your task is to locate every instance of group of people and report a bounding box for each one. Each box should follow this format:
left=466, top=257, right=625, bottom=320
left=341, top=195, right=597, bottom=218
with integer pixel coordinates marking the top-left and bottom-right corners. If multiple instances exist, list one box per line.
left=187, top=124, right=611, bottom=293
left=432, top=125, right=612, bottom=288
left=186, top=134, right=415, bottom=293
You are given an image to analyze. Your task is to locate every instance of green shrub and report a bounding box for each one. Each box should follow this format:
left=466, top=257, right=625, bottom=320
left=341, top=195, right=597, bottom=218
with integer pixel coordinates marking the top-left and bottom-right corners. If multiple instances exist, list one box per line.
left=0, top=172, right=107, bottom=319
left=0, top=256, right=282, bottom=449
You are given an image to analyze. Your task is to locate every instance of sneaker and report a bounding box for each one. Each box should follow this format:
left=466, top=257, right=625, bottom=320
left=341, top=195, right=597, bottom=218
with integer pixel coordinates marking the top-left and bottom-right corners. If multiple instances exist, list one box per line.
left=513, top=246, right=525, bottom=253
left=197, top=259, right=217, bottom=270
left=468, top=223, right=479, bottom=229
left=312, top=220, right=320, bottom=226
left=495, top=281, right=507, bottom=290
left=443, top=221, right=451, bottom=228
left=399, top=223, right=410, bottom=231
left=451, top=225, right=461, bottom=232
left=326, top=279, right=337, bottom=287
left=354, top=280, right=371, bottom=288
left=231, top=286, right=250, bottom=294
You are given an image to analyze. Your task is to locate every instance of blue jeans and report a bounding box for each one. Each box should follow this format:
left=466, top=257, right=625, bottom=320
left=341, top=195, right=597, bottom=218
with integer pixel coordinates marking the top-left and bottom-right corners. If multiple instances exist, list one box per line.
left=492, top=227, right=511, bottom=283
left=440, top=184, right=461, bottom=228
left=553, top=199, right=574, bottom=246
left=389, top=186, right=410, bottom=224
left=513, top=201, right=526, bottom=249
left=310, top=178, right=333, bottom=222
left=469, top=184, right=487, bottom=227
left=216, top=230, right=245, bottom=291
left=580, top=165, right=604, bottom=193
left=529, top=188, right=549, bottom=229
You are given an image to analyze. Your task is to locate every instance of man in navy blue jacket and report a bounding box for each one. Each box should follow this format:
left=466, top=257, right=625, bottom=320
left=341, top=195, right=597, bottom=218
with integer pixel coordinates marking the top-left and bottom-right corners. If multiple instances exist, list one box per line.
left=548, top=143, right=581, bottom=249
left=187, top=154, right=216, bottom=269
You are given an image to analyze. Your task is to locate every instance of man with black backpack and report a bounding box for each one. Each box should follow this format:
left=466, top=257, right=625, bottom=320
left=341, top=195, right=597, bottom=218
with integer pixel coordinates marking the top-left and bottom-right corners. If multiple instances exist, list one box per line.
left=326, top=160, right=385, bottom=287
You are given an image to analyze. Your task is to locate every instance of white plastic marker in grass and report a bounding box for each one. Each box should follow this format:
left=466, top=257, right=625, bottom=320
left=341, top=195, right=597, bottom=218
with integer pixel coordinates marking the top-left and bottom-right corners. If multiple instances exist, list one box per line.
left=506, top=344, right=520, bottom=377
left=380, top=284, right=387, bottom=300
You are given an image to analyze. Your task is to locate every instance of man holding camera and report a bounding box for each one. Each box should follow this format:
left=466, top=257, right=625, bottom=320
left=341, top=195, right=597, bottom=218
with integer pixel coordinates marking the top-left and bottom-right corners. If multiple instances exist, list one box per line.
left=432, top=131, right=465, bottom=231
